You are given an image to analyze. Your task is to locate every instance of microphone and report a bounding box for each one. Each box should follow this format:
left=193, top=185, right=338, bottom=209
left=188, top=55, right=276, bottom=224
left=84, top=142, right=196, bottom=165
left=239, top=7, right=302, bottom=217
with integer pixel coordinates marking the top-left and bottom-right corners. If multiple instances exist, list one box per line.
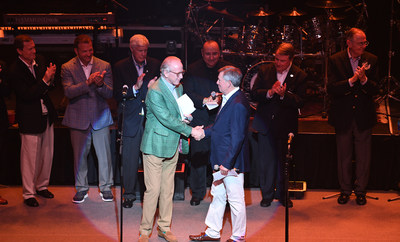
left=288, top=133, right=294, bottom=145
left=214, top=164, right=220, bottom=171
left=122, top=85, right=128, bottom=96
left=211, top=91, right=222, bottom=100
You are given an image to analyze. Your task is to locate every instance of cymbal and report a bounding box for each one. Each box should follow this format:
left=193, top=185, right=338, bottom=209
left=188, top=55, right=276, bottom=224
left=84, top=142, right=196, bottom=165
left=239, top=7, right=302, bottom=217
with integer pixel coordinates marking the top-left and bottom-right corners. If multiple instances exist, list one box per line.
left=203, top=6, right=244, bottom=22
left=306, top=0, right=349, bottom=9
left=219, top=9, right=244, bottom=22
left=247, top=8, right=274, bottom=17
left=280, top=7, right=306, bottom=17
left=204, top=5, right=222, bottom=14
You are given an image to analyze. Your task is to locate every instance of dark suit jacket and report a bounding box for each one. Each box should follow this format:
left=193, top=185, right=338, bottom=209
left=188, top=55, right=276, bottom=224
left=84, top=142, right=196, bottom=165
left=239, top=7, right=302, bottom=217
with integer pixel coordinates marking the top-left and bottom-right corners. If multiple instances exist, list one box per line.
left=205, top=90, right=250, bottom=172
left=327, top=50, right=379, bottom=132
left=251, top=63, right=307, bottom=137
left=113, top=56, right=160, bottom=137
left=8, top=56, right=56, bottom=134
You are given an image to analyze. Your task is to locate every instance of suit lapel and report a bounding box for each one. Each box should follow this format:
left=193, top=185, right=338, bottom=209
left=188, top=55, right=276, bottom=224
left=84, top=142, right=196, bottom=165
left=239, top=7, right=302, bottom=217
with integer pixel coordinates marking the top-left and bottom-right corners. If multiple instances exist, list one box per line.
left=342, top=51, right=354, bottom=77
left=216, top=90, right=239, bottom=122
left=129, top=56, right=139, bottom=83
left=73, top=57, right=87, bottom=82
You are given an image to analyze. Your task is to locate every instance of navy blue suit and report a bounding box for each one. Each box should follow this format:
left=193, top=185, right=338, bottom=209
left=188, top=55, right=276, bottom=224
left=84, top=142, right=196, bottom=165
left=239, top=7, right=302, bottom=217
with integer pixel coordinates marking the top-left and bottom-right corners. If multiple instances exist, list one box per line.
left=251, top=63, right=307, bottom=202
left=205, top=90, right=250, bottom=172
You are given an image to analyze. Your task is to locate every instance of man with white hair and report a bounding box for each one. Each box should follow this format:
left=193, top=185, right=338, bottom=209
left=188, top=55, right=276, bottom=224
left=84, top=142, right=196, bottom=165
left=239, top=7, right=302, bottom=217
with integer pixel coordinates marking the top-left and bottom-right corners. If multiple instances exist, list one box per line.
left=139, top=56, right=204, bottom=242
left=113, top=34, right=160, bottom=208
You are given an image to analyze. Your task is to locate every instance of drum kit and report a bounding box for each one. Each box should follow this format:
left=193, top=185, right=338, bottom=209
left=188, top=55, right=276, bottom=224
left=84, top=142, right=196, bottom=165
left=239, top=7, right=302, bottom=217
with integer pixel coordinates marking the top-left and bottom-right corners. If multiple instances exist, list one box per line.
left=184, top=0, right=365, bottom=113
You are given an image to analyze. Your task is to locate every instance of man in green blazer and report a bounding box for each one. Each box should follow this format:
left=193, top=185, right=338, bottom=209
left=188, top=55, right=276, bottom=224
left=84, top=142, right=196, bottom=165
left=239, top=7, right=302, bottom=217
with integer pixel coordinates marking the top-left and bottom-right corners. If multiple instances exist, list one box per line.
left=139, top=56, right=204, bottom=242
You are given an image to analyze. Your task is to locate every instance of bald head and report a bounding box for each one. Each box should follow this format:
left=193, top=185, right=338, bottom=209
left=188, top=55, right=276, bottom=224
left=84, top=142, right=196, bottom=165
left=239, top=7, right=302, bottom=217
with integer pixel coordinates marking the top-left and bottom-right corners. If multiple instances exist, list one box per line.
left=161, top=56, right=184, bottom=86
left=202, top=40, right=220, bottom=68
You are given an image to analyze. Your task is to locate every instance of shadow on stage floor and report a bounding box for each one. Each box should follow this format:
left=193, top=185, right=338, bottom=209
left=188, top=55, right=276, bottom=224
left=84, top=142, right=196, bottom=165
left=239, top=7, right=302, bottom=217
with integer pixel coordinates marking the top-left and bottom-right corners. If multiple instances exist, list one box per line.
left=1, top=186, right=400, bottom=242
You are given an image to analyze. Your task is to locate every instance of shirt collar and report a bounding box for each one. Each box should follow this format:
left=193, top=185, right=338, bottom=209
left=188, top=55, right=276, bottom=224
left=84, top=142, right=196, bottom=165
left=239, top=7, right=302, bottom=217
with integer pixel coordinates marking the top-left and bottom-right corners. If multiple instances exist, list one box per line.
left=277, top=62, right=292, bottom=75
left=222, top=87, right=239, bottom=102
left=19, top=56, right=36, bottom=68
left=347, top=48, right=361, bottom=61
left=132, top=56, right=147, bottom=68
left=161, top=76, right=177, bottom=93
left=78, top=57, right=93, bottom=67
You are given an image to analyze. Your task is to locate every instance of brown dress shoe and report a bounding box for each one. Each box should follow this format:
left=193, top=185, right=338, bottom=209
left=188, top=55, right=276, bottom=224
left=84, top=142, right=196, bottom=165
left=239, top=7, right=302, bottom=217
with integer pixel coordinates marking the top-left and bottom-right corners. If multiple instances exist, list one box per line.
left=0, top=196, right=7, bottom=205
left=138, top=234, right=149, bottom=242
left=157, top=228, right=177, bottom=242
left=189, top=232, right=220, bottom=241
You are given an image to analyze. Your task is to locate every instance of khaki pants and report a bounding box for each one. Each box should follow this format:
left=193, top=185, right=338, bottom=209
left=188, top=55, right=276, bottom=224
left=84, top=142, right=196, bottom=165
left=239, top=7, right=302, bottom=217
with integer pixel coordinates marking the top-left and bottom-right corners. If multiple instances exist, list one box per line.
left=139, top=149, right=179, bottom=235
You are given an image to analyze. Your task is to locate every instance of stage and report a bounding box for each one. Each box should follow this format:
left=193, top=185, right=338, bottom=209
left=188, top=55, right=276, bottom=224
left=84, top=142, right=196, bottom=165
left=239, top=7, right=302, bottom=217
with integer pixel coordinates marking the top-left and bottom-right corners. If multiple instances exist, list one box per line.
left=0, top=186, right=399, bottom=242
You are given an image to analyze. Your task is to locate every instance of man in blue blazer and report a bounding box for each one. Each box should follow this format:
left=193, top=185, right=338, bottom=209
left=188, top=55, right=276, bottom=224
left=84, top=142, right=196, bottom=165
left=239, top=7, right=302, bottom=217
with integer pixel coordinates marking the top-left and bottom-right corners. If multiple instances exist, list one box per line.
left=61, top=35, right=114, bottom=204
left=190, top=66, right=250, bottom=242
left=113, top=34, right=160, bottom=208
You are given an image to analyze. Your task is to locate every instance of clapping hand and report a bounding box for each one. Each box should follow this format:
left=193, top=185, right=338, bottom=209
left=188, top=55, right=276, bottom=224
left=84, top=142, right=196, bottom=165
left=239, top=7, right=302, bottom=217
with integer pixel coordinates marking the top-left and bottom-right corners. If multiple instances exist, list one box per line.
left=271, top=81, right=286, bottom=97
left=43, top=63, right=56, bottom=85
left=191, top=125, right=205, bottom=141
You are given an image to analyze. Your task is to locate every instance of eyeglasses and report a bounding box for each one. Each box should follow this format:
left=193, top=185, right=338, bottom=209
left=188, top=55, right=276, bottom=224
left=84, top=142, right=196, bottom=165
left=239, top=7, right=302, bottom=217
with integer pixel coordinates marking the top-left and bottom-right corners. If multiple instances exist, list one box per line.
left=351, top=40, right=369, bottom=46
left=169, top=70, right=185, bottom=76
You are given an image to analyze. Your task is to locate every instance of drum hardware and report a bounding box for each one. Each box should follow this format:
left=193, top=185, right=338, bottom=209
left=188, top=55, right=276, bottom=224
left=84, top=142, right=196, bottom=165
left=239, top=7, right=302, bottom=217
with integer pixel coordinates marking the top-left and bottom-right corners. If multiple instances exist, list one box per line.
left=377, top=0, right=400, bottom=136
left=246, top=7, right=274, bottom=17
left=306, top=0, right=349, bottom=9
left=280, top=7, right=307, bottom=17
left=305, top=1, right=349, bottom=118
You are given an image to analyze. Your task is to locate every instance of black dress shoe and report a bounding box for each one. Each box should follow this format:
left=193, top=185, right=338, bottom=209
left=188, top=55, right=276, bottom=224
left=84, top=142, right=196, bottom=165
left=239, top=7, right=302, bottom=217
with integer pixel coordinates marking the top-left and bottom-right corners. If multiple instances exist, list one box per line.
left=122, top=197, right=135, bottom=208
left=356, top=195, right=367, bottom=205
left=190, top=197, right=201, bottom=206
left=279, top=199, right=293, bottom=208
left=36, top=189, right=54, bottom=198
left=189, top=232, right=220, bottom=241
left=337, top=193, right=350, bottom=204
left=24, top=198, right=39, bottom=207
left=260, top=199, right=272, bottom=207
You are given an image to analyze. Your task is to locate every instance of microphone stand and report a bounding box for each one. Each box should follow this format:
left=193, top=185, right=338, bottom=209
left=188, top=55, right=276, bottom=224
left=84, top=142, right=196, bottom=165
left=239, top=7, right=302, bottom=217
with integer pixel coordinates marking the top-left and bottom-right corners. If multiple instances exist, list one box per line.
left=284, top=137, right=293, bottom=242
left=116, top=93, right=127, bottom=242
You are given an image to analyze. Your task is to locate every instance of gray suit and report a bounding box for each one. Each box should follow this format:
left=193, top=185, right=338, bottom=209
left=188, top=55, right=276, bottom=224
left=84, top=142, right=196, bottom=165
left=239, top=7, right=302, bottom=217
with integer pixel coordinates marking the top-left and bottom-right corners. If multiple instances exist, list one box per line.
left=61, top=56, right=114, bottom=192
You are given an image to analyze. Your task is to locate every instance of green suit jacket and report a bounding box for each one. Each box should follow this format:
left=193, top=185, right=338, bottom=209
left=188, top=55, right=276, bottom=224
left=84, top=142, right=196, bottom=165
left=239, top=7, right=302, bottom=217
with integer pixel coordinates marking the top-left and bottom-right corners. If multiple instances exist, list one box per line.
left=140, top=77, right=192, bottom=158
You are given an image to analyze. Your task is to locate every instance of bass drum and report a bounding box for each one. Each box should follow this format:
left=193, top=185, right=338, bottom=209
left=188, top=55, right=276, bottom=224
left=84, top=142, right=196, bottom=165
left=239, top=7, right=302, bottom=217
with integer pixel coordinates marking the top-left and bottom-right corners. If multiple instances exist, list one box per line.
left=241, top=61, right=273, bottom=109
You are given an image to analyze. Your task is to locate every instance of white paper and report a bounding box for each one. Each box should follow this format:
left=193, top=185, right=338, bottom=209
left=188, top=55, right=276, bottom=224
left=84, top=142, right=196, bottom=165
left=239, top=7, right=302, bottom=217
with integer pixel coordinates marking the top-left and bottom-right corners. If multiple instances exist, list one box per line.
left=205, top=101, right=219, bottom=110
left=212, top=169, right=239, bottom=181
left=177, top=94, right=196, bottom=119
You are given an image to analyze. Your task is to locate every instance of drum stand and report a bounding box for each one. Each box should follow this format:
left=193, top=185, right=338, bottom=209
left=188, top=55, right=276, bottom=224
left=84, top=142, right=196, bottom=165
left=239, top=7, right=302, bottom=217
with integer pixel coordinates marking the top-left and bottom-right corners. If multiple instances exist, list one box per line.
left=377, top=0, right=400, bottom=136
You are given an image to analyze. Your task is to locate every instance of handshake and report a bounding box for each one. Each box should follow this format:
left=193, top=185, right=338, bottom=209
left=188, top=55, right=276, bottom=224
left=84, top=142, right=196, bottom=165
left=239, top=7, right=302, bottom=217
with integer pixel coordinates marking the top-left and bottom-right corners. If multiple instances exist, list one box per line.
left=191, top=125, right=205, bottom=141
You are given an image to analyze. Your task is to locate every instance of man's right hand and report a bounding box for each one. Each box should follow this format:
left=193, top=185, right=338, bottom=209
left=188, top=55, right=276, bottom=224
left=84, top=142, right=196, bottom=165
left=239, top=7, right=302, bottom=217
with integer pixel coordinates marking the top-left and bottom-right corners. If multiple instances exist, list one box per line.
left=134, top=73, right=146, bottom=90
left=191, top=125, right=205, bottom=141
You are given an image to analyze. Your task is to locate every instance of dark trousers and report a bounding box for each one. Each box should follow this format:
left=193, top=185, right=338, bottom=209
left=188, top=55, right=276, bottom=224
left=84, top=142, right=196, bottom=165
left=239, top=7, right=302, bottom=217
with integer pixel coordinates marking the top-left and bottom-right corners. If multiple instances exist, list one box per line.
left=258, top=131, right=287, bottom=202
left=336, top=120, right=372, bottom=196
left=121, top=126, right=143, bottom=199
left=189, top=139, right=211, bottom=200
